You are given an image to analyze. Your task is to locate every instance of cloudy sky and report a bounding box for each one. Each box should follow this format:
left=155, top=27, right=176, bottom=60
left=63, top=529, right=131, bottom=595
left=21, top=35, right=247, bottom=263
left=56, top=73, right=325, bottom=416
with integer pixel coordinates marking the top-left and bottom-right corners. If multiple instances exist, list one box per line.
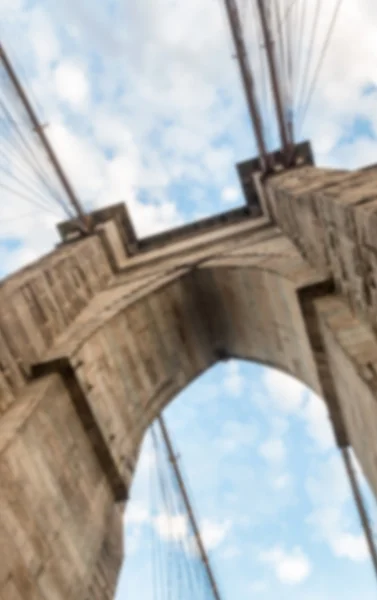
left=2, top=0, right=377, bottom=598
left=2, top=0, right=377, bottom=273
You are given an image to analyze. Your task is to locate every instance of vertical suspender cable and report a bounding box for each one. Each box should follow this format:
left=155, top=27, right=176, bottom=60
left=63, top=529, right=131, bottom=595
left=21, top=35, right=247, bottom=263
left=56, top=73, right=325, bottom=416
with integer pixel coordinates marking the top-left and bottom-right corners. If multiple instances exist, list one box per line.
left=0, top=43, right=90, bottom=232
left=157, top=415, right=223, bottom=600
left=255, top=0, right=292, bottom=159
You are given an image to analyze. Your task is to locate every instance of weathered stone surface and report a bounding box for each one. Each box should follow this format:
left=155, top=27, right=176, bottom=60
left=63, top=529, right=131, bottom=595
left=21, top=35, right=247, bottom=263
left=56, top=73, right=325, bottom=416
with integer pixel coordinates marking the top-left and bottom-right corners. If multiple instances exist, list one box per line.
left=315, top=295, right=377, bottom=497
left=266, top=165, right=377, bottom=328
left=0, top=235, right=113, bottom=415
left=2, top=163, right=377, bottom=597
left=0, top=374, right=113, bottom=599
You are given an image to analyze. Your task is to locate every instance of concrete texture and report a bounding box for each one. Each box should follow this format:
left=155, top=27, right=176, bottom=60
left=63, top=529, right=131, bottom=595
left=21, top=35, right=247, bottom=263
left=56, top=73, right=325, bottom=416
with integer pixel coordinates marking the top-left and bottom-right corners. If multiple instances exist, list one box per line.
left=1, top=162, right=377, bottom=597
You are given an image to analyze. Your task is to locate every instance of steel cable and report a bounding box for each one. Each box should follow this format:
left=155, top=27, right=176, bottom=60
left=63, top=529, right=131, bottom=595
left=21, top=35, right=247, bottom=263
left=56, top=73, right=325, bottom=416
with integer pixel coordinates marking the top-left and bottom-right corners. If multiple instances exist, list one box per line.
left=297, top=0, right=344, bottom=135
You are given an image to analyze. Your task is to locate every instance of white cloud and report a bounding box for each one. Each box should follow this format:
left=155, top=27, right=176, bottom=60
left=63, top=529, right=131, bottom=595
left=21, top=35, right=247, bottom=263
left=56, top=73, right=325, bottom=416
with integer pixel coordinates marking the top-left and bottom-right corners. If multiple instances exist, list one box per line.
left=124, top=501, right=149, bottom=526
left=271, top=473, right=292, bottom=490
left=259, top=437, right=286, bottom=464
left=154, top=513, right=188, bottom=542
left=47, top=118, right=182, bottom=236
left=152, top=513, right=231, bottom=555
left=221, top=185, right=240, bottom=205
left=54, top=61, right=89, bottom=107
left=0, top=0, right=24, bottom=13
left=263, top=369, right=307, bottom=414
left=224, top=361, right=244, bottom=397
left=200, top=518, right=232, bottom=551
left=302, top=393, right=334, bottom=452
left=260, top=546, right=312, bottom=585
left=262, top=368, right=335, bottom=453
left=218, top=420, right=258, bottom=454
left=47, top=122, right=105, bottom=196
left=307, top=505, right=369, bottom=562
left=134, top=443, right=157, bottom=476
left=331, top=532, right=369, bottom=562
left=28, top=8, right=61, bottom=66
left=306, top=454, right=370, bottom=563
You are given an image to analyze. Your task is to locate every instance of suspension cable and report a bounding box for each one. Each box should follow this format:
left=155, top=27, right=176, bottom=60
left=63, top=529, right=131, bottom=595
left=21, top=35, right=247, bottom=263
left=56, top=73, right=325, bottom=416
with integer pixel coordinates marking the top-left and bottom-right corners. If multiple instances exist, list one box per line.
left=151, top=425, right=207, bottom=600
left=224, top=0, right=345, bottom=155
left=0, top=95, right=73, bottom=216
left=255, top=0, right=292, bottom=156
left=297, top=0, right=344, bottom=135
left=341, top=447, right=377, bottom=583
left=223, top=0, right=269, bottom=171
left=156, top=415, right=223, bottom=600
left=0, top=43, right=89, bottom=230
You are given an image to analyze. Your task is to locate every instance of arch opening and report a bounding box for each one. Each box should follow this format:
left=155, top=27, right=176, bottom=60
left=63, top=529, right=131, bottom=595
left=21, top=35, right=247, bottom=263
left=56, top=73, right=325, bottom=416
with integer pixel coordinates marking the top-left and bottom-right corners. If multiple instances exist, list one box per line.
left=3, top=221, right=377, bottom=600
left=116, top=361, right=377, bottom=600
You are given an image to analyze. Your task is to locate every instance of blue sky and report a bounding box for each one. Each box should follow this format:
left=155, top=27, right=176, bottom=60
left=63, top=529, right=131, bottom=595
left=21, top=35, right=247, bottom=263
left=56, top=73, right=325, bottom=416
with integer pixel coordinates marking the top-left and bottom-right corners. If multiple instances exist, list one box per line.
left=1, top=0, right=377, bottom=598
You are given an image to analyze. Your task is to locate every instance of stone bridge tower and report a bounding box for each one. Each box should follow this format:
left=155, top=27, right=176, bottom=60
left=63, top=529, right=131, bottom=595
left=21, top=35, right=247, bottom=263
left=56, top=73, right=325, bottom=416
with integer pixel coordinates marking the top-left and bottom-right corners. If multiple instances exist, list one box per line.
left=1, top=143, right=377, bottom=598
left=1, top=0, right=377, bottom=597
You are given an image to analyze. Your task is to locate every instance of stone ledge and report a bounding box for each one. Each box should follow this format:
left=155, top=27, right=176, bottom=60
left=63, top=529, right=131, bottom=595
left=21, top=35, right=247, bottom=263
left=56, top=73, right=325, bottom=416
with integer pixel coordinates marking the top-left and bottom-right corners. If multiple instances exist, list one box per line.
left=57, top=203, right=138, bottom=256
left=298, top=280, right=349, bottom=448
left=56, top=142, right=313, bottom=261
